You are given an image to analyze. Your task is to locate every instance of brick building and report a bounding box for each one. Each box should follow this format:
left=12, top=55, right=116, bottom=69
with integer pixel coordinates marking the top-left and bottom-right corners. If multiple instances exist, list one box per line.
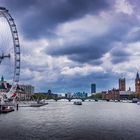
left=102, top=89, right=120, bottom=100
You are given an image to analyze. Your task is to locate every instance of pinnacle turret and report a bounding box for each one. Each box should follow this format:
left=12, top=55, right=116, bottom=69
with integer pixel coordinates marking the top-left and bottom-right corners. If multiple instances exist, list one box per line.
left=1, top=76, right=4, bottom=82
left=136, top=72, right=139, bottom=80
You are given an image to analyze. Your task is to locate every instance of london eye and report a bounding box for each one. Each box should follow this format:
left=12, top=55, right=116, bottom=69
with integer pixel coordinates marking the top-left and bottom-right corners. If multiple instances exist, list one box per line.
left=0, top=7, right=20, bottom=99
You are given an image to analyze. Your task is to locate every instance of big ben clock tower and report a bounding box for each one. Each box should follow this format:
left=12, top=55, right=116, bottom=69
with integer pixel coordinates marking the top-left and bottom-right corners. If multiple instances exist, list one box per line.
left=135, top=72, right=140, bottom=93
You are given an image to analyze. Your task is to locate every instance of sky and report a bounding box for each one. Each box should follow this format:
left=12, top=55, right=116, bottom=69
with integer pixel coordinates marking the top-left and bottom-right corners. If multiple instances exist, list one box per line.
left=0, top=0, right=140, bottom=93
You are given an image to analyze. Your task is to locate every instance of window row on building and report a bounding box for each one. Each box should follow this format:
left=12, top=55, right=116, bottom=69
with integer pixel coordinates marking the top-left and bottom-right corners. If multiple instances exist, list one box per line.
left=0, top=76, right=34, bottom=100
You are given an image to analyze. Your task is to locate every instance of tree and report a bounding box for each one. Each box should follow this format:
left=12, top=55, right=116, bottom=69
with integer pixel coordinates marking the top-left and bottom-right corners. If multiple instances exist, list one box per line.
left=128, top=94, right=136, bottom=100
left=89, top=93, right=102, bottom=99
left=31, top=93, right=48, bottom=100
left=135, top=93, right=140, bottom=99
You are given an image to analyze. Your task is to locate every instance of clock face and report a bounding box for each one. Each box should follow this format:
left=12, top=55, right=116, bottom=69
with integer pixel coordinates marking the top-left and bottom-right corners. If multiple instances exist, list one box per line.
left=138, top=81, right=140, bottom=84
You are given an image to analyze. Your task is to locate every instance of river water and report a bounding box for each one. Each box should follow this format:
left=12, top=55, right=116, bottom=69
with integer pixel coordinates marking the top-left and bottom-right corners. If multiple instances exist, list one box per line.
left=0, top=101, right=140, bottom=140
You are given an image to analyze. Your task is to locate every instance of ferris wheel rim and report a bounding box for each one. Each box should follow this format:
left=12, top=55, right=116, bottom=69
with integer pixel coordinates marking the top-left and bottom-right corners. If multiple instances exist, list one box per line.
left=0, top=7, right=20, bottom=95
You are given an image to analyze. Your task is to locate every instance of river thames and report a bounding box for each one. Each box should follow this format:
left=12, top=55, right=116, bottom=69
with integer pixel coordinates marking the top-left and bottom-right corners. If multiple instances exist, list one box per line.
left=0, top=101, right=140, bottom=140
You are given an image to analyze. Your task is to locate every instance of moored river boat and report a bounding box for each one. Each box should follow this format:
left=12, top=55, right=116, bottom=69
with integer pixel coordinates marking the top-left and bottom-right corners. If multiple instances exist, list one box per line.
left=0, top=106, right=14, bottom=113
left=73, top=101, right=82, bottom=105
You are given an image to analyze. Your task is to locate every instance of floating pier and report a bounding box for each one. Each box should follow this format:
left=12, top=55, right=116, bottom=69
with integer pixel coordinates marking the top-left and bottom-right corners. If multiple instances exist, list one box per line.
left=30, top=102, right=48, bottom=107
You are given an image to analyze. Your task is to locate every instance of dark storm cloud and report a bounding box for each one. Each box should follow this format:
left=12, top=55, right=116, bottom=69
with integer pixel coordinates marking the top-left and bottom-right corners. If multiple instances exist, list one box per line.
left=46, top=8, right=140, bottom=64
left=46, top=21, right=132, bottom=63
left=129, top=0, right=140, bottom=7
left=111, top=49, right=130, bottom=57
left=110, top=48, right=131, bottom=64
left=125, top=29, right=140, bottom=43
left=111, top=55, right=130, bottom=64
left=47, top=39, right=110, bottom=63
left=67, top=44, right=108, bottom=63
left=89, top=59, right=103, bottom=65
left=0, top=0, right=111, bottom=39
left=1, top=0, right=139, bottom=64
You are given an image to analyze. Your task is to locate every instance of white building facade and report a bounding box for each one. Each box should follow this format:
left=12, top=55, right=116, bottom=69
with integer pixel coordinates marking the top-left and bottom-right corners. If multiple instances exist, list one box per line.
left=17, top=84, right=35, bottom=100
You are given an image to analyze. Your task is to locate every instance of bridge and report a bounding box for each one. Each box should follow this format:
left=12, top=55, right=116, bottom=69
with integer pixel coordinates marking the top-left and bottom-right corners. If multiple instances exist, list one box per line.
left=49, top=96, right=88, bottom=102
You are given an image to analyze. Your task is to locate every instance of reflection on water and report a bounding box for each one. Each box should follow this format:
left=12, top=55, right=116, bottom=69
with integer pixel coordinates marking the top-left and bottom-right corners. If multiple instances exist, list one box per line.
left=0, top=101, right=140, bottom=140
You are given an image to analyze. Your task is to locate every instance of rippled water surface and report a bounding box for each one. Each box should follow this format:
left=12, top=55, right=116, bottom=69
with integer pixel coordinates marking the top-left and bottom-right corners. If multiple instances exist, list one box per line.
left=0, top=101, right=140, bottom=140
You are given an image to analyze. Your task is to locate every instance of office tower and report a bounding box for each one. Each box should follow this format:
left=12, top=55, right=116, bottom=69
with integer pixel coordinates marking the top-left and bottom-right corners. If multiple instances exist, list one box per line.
left=91, top=83, right=96, bottom=94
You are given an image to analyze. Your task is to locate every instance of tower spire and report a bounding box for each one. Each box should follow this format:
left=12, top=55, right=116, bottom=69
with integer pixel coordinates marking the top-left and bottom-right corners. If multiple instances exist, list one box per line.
left=135, top=72, right=140, bottom=93
left=136, top=72, right=139, bottom=80
left=1, top=75, right=4, bottom=82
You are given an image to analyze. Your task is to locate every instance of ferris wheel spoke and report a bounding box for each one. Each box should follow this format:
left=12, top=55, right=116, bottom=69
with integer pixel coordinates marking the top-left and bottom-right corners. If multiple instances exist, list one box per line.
left=0, top=7, right=20, bottom=98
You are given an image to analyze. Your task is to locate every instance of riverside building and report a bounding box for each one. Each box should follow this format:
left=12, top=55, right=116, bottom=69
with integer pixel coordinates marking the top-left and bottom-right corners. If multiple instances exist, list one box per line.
left=102, top=75, right=135, bottom=100
left=17, top=84, right=35, bottom=100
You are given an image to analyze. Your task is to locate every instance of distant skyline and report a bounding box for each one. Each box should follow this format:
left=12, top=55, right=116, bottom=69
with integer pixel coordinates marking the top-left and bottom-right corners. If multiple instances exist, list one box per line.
left=0, top=0, right=140, bottom=93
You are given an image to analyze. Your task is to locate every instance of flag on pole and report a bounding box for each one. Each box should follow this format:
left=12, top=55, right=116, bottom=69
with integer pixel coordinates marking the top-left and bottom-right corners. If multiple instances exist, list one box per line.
left=11, top=93, right=17, bottom=97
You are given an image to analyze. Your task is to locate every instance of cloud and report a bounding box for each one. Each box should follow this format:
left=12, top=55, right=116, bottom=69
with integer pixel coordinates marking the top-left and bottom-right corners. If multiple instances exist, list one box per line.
left=115, top=0, right=134, bottom=15
left=0, top=0, right=111, bottom=39
left=109, top=43, right=131, bottom=64
left=125, top=27, right=140, bottom=42
left=46, top=8, right=139, bottom=64
left=61, top=65, right=104, bottom=76
left=46, top=13, right=113, bottom=63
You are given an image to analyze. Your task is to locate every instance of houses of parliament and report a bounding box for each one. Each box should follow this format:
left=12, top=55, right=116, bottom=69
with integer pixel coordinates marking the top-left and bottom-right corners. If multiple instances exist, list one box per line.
left=119, top=72, right=140, bottom=93
left=102, top=72, right=140, bottom=100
